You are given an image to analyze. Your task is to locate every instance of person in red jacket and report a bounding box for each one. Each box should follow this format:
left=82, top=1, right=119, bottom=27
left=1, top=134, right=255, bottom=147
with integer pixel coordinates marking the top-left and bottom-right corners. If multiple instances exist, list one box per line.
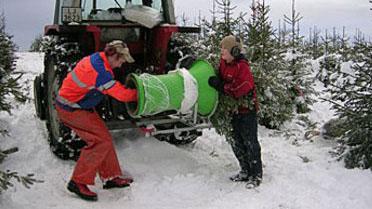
left=55, top=40, right=137, bottom=201
left=209, top=35, right=263, bottom=188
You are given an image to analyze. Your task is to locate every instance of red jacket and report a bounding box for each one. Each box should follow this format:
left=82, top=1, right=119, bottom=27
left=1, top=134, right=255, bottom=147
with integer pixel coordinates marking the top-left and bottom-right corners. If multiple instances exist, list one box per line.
left=57, top=52, right=137, bottom=110
left=219, top=58, right=258, bottom=112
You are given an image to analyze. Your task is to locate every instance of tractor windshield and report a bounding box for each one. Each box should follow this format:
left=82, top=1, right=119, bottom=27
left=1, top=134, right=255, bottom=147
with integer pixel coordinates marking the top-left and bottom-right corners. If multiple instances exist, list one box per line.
left=58, top=0, right=174, bottom=26
left=81, top=0, right=162, bottom=20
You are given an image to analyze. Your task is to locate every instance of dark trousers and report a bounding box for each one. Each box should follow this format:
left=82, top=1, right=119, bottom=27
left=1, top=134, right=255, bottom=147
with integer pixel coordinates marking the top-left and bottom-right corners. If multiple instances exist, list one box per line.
left=231, top=112, right=263, bottom=178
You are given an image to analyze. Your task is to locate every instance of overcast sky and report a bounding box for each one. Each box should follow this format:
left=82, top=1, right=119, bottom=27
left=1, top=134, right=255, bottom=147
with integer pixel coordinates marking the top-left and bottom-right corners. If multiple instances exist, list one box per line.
left=1, top=0, right=371, bottom=51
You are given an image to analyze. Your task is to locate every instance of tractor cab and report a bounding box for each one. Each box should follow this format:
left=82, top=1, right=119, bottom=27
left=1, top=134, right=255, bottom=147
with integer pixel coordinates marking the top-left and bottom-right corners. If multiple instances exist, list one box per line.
left=46, top=0, right=198, bottom=74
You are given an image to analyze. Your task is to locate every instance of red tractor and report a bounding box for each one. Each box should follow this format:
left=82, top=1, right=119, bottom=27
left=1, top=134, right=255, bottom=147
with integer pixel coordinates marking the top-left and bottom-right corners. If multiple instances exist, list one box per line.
left=33, top=0, right=208, bottom=160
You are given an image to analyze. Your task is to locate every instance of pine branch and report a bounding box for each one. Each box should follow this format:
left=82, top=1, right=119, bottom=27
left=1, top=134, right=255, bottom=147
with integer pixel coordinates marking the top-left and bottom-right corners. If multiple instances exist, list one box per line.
left=320, top=97, right=359, bottom=117
left=0, top=170, right=44, bottom=192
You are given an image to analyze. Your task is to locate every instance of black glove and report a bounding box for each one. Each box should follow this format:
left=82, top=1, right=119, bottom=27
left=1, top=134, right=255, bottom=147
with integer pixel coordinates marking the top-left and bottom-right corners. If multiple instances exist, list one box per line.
left=208, top=76, right=224, bottom=92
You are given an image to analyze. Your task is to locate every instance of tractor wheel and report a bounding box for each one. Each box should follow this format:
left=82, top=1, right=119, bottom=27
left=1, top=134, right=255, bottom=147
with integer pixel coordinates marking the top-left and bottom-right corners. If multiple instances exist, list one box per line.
left=154, top=122, right=201, bottom=145
left=33, top=74, right=46, bottom=120
left=44, top=57, right=85, bottom=160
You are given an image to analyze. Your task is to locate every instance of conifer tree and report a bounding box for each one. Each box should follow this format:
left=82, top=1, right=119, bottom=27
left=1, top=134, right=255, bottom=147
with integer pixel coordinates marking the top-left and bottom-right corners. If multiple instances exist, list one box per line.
left=329, top=27, right=340, bottom=54
left=350, top=29, right=367, bottom=61
left=323, top=41, right=372, bottom=169
left=0, top=13, right=40, bottom=193
left=0, top=14, right=27, bottom=113
left=307, top=26, right=323, bottom=59
left=201, top=0, right=244, bottom=141
left=322, top=30, right=333, bottom=57
left=29, top=34, right=43, bottom=52
left=338, top=26, right=351, bottom=62
left=317, top=54, right=341, bottom=88
left=277, top=20, right=286, bottom=48
left=195, top=0, right=241, bottom=67
left=283, top=0, right=315, bottom=114
left=243, top=0, right=293, bottom=129
left=317, top=28, right=347, bottom=88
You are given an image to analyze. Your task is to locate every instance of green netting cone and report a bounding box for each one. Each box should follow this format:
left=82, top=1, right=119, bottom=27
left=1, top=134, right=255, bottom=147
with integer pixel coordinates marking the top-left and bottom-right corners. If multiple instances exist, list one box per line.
left=126, top=60, right=218, bottom=117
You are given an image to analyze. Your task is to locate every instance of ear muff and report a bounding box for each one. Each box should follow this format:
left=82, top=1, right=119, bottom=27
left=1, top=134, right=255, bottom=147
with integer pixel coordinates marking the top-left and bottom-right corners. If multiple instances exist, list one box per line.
left=230, top=36, right=241, bottom=58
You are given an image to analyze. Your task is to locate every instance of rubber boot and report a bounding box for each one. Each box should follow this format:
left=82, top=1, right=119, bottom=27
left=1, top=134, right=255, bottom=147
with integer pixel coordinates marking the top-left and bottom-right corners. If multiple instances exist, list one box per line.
left=67, top=180, right=97, bottom=201
left=103, top=177, right=133, bottom=189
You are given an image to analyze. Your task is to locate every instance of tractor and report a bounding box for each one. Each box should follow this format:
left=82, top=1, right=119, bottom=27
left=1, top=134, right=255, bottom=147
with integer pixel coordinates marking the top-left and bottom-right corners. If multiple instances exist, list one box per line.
left=33, top=0, right=210, bottom=160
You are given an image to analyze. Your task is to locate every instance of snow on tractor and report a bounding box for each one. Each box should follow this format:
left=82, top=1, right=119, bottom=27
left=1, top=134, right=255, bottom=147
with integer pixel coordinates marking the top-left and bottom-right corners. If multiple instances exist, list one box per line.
left=33, top=0, right=215, bottom=160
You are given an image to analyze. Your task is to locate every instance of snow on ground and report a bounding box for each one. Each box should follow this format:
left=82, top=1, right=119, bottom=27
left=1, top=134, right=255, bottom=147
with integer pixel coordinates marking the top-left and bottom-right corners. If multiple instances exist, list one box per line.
left=0, top=52, right=371, bottom=209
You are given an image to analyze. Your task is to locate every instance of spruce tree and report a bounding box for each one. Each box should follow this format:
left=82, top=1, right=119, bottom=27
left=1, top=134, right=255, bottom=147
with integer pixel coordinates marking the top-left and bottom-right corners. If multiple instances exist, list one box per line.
left=202, top=0, right=244, bottom=141
left=194, top=0, right=241, bottom=67
left=0, top=14, right=27, bottom=113
left=307, top=26, right=323, bottom=59
left=283, top=0, right=315, bottom=114
left=323, top=41, right=372, bottom=169
left=337, top=27, right=351, bottom=62
left=317, top=54, right=342, bottom=88
left=322, top=30, right=334, bottom=57
left=0, top=13, right=40, bottom=193
left=29, top=34, right=43, bottom=52
left=168, top=0, right=239, bottom=71
left=350, top=29, right=367, bottom=61
left=244, top=0, right=293, bottom=129
left=328, top=27, right=340, bottom=54
left=317, top=29, right=343, bottom=88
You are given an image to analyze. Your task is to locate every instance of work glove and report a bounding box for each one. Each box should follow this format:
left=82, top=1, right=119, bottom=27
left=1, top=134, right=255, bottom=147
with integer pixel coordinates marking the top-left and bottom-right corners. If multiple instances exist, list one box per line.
left=208, top=76, right=224, bottom=92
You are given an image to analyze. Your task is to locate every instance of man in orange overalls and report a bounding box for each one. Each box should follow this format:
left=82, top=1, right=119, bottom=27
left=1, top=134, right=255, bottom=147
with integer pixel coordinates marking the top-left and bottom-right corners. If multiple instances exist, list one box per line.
left=55, top=40, right=137, bottom=201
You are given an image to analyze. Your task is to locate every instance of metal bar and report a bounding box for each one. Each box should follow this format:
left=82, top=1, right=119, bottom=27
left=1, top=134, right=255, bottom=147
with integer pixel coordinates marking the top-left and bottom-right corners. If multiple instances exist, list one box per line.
left=135, top=118, right=182, bottom=126
left=93, top=0, right=97, bottom=10
left=177, top=26, right=201, bottom=33
left=151, top=124, right=211, bottom=135
left=162, top=0, right=176, bottom=24
left=193, top=105, right=198, bottom=124
left=54, top=0, right=61, bottom=24
left=106, top=120, right=136, bottom=130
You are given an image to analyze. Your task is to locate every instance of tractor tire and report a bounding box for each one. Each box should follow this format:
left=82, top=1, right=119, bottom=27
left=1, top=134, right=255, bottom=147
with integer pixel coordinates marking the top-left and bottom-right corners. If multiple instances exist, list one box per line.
left=154, top=122, right=201, bottom=145
left=44, top=57, right=85, bottom=160
left=33, top=74, right=46, bottom=120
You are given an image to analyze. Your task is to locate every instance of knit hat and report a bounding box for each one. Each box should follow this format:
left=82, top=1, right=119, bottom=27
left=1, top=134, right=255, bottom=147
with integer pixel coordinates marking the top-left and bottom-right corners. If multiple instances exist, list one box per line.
left=107, top=40, right=135, bottom=63
left=220, top=35, right=242, bottom=53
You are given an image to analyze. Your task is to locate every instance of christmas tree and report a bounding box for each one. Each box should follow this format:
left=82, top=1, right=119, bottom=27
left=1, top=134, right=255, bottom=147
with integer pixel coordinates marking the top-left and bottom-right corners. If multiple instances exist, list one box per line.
left=323, top=41, right=372, bottom=169
left=29, top=34, right=43, bottom=52
left=0, top=15, right=27, bottom=113
left=0, top=13, right=40, bottom=192
left=283, top=0, right=315, bottom=114
left=204, top=0, right=249, bottom=141
left=244, top=0, right=294, bottom=129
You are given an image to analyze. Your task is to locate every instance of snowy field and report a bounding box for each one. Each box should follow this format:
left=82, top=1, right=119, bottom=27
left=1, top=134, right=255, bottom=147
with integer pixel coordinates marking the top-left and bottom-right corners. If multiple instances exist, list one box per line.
left=0, top=52, right=371, bottom=209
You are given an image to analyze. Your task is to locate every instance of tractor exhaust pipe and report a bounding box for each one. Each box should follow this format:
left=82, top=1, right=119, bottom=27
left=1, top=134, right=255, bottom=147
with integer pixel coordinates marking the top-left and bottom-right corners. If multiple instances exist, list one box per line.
left=54, top=0, right=60, bottom=24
